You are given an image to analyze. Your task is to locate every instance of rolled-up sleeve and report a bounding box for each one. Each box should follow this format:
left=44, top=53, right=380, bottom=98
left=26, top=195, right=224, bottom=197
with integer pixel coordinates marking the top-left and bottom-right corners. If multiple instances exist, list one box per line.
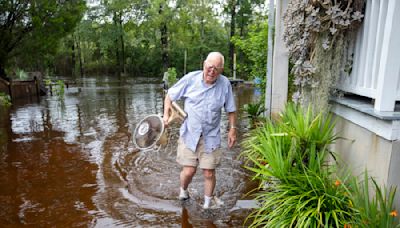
left=224, top=82, right=236, bottom=113
left=168, top=74, right=190, bottom=101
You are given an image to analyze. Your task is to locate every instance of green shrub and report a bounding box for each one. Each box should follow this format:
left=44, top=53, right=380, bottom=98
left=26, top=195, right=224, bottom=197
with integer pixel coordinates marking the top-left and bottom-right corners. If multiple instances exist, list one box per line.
left=242, top=102, right=265, bottom=128
left=167, top=67, right=177, bottom=86
left=56, top=80, right=65, bottom=96
left=242, top=103, right=354, bottom=226
left=248, top=168, right=358, bottom=227
left=241, top=103, right=399, bottom=227
left=44, top=79, right=65, bottom=97
left=348, top=172, right=399, bottom=227
left=241, top=103, right=337, bottom=178
left=15, top=68, right=28, bottom=80
left=0, top=92, right=11, bottom=106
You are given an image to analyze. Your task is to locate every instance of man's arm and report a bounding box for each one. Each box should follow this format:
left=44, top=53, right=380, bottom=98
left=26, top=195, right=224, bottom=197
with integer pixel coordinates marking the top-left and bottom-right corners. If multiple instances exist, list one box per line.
left=227, top=111, right=237, bottom=148
left=163, top=94, right=173, bottom=127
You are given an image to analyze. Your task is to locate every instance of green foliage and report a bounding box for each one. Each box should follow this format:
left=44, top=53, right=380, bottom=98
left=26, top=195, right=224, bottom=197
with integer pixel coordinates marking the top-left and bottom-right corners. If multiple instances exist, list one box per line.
left=55, top=80, right=65, bottom=97
left=2, top=0, right=266, bottom=78
left=15, top=69, right=28, bottom=80
left=0, top=92, right=11, bottom=107
left=45, top=79, right=65, bottom=97
left=348, top=172, right=400, bottom=227
left=242, top=103, right=353, bottom=226
left=249, top=169, right=358, bottom=227
left=279, top=103, right=338, bottom=164
left=0, top=0, right=86, bottom=74
left=231, top=20, right=268, bottom=90
left=242, top=102, right=265, bottom=128
left=241, top=103, right=399, bottom=227
left=231, top=20, right=268, bottom=106
left=241, top=103, right=337, bottom=180
left=167, top=67, right=178, bottom=86
left=44, top=79, right=52, bottom=86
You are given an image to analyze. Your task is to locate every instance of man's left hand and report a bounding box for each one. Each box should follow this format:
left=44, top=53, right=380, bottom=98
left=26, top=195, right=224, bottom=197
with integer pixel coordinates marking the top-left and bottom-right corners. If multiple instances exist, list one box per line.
left=228, top=128, right=237, bottom=149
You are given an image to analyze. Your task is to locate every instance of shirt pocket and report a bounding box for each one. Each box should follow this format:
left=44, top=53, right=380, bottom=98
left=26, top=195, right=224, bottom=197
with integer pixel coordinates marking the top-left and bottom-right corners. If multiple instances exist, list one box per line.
left=209, top=99, right=224, bottom=112
left=207, top=110, right=220, bottom=126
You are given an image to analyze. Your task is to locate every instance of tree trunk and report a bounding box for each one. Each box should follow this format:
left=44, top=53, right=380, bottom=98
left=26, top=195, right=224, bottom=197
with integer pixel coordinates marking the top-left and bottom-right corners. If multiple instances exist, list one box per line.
left=72, top=34, right=76, bottom=77
left=159, top=4, right=169, bottom=71
left=76, top=35, right=84, bottom=77
left=118, top=11, right=125, bottom=75
left=113, top=11, right=121, bottom=77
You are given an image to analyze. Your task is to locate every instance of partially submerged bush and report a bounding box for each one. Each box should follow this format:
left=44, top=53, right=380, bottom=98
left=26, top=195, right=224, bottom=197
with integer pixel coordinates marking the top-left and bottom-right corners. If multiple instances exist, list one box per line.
left=242, top=102, right=265, bottom=128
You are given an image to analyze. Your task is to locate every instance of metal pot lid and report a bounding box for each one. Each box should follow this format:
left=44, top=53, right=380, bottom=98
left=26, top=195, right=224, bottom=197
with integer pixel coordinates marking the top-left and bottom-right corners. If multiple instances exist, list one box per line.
left=133, top=115, right=164, bottom=149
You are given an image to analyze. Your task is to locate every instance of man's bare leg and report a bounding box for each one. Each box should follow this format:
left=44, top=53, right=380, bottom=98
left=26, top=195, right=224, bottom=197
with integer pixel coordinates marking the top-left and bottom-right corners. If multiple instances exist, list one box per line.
left=180, top=166, right=196, bottom=189
left=203, top=169, right=216, bottom=197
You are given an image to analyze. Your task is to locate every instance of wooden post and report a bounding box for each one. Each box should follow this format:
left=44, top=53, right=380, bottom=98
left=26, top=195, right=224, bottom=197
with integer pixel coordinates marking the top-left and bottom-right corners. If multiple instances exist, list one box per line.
left=233, top=53, right=236, bottom=80
left=34, top=76, right=40, bottom=98
left=8, top=79, right=12, bottom=100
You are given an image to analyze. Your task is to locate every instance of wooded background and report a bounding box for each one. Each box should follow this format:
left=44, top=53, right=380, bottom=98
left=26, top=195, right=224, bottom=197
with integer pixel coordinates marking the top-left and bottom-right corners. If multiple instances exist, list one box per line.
left=1, top=0, right=269, bottom=80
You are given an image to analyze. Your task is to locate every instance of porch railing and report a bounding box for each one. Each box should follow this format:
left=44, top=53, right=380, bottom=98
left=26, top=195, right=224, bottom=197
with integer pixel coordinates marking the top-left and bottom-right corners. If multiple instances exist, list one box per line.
left=336, top=0, right=400, bottom=112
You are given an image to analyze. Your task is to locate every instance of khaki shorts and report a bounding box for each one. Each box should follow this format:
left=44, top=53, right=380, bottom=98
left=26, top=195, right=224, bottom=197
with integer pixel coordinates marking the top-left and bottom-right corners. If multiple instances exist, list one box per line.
left=176, top=137, right=222, bottom=169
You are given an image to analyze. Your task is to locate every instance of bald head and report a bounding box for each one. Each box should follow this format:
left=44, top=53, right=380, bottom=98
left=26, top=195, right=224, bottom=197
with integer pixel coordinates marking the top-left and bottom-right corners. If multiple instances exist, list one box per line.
left=205, top=52, right=224, bottom=68
left=203, top=52, right=225, bottom=85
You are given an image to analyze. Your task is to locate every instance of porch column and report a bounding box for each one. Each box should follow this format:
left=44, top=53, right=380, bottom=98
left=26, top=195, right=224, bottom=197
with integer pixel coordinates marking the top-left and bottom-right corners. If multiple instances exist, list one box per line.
left=271, top=0, right=289, bottom=119
left=374, top=0, right=400, bottom=111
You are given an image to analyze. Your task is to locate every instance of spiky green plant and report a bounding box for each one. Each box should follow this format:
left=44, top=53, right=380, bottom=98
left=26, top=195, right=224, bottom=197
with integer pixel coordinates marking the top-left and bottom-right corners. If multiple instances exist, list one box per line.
left=242, top=102, right=266, bottom=128
left=241, top=103, right=399, bottom=227
left=241, top=103, right=338, bottom=174
left=279, top=103, right=339, bottom=165
left=247, top=167, right=360, bottom=227
left=347, top=172, right=400, bottom=227
left=241, top=103, right=358, bottom=227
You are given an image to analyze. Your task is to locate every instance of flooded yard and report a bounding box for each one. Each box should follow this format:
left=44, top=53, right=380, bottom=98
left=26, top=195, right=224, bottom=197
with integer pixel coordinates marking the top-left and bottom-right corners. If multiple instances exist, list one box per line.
left=0, top=76, right=259, bottom=227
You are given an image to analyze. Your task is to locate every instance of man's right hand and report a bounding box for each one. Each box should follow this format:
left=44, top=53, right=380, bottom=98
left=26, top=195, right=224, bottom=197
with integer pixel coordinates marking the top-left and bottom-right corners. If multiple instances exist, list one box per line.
left=163, top=115, right=170, bottom=128
left=163, top=94, right=172, bottom=128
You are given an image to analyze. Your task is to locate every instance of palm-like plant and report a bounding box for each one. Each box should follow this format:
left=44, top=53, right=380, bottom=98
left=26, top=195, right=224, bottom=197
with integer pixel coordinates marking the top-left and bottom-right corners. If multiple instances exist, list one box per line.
left=242, top=102, right=266, bottom=128
left=241, top=103, right=358, bottom=227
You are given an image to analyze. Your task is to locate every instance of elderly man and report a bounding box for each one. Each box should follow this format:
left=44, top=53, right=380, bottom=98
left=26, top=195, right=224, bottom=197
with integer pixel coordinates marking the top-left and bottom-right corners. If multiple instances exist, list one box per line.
left=163, top=51, right=237, bottom=209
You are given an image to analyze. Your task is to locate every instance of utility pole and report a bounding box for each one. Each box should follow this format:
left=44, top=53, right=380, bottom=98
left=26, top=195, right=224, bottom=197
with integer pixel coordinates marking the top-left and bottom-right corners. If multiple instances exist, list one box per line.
left=233, top=53, right=236, bottom=80
left=184, top=49, right=187, bottom=75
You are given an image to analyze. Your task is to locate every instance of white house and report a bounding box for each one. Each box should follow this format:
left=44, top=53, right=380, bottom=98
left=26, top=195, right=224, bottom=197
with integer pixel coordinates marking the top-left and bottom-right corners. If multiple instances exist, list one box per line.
left=272, top=0, right=400, bottom=209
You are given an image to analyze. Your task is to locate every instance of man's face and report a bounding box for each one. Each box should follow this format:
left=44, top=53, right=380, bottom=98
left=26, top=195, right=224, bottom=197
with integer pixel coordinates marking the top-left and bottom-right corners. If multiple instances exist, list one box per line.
left=203, top=58, right=223, bottom=85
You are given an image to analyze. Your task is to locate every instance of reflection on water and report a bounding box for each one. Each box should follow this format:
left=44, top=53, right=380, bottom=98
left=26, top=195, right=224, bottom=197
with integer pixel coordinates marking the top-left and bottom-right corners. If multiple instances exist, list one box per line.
left=0, top=76, right=259, bottom=227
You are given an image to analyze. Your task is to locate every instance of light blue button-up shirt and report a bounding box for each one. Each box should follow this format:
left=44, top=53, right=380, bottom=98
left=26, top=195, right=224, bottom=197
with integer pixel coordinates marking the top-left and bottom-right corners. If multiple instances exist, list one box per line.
left=167, top=70, right=236, bottom=153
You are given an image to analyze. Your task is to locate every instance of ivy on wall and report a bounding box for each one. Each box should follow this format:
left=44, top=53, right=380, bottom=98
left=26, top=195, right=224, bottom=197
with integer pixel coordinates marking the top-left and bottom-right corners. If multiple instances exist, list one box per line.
left=283, top=0, right=364, bottom=111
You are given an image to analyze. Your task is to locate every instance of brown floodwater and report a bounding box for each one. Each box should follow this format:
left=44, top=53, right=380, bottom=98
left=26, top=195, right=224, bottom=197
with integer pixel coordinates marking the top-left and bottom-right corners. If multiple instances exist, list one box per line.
left=0, top=76, right=261, bottom=227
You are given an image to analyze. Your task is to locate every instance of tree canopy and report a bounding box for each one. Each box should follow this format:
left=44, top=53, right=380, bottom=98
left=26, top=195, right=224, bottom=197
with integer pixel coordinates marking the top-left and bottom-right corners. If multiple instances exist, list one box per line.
left=0, top=0, right=86, bottom=78
left=1, top=0, right=268, bottom=80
